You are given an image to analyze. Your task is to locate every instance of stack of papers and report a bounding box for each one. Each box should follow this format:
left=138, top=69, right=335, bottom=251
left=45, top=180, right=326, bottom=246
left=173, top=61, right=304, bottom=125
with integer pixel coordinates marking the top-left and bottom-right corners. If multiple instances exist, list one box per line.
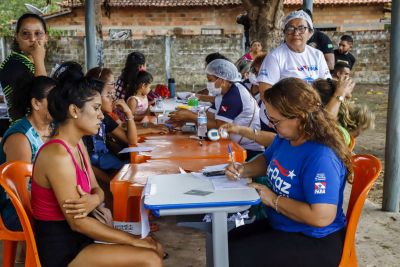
left=192, top=164, right=249, bottom=190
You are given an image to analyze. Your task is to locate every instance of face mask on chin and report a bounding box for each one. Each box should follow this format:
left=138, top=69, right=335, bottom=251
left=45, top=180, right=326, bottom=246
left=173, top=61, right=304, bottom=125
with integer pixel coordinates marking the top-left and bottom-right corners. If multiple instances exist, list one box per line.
left=248, top=72, right=259, bottom=85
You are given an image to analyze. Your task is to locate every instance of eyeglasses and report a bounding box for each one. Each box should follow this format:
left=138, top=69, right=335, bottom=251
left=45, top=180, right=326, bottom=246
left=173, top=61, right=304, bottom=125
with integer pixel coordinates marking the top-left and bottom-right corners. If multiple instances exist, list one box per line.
left=101, top=91, right=117, bottom=101
left=19, top=30, right=45, bottom=40
left=106, top=81, right=116, bottom=86
left=264, top=109, right=293, bottom=129
left=284, top=25, right=308, bottom=35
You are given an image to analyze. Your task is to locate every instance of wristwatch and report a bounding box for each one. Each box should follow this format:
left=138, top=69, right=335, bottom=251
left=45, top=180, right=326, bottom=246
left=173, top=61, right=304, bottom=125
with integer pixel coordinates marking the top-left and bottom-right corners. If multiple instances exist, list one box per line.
left=335, top=95, right=345, bottom=102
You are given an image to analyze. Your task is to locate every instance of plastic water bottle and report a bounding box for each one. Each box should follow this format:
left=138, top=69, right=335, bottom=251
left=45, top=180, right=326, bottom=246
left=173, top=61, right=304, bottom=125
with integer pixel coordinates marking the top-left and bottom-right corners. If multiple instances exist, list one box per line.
left=168, top=78, right=175, bottom=98
left=197, top=106, right=207, bottom=139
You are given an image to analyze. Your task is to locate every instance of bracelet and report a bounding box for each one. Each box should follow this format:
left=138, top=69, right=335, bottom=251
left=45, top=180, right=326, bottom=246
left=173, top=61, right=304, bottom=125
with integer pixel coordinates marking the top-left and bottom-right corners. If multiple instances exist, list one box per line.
left=125, top=117, right=134, bottom=121
left=274, top=195, right=283, bottom=213
left=253, top=128, right=258, bottom=141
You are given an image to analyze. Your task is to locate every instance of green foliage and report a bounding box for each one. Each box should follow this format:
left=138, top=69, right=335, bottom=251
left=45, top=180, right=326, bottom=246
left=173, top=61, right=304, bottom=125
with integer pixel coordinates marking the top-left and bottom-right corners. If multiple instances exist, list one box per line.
left=0, top=0, right=60, bottom=36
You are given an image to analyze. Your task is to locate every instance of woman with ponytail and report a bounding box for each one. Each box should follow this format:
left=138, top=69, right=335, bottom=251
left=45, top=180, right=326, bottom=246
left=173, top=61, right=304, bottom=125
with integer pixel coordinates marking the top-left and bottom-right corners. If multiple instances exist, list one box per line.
left=225, top=78, right=351, bottom=267
left=115, top=51, right=146, bottom=100
left=0, top=13, right=48, bottom=121
left=0, top=76, right=55, bottom=230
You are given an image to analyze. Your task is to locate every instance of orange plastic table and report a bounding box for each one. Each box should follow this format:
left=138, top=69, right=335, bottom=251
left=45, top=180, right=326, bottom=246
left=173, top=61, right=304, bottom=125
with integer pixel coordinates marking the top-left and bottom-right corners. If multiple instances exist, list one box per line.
left=130, top=133, right=246, bottom=163
left=111, top=158, right=238, bottom=222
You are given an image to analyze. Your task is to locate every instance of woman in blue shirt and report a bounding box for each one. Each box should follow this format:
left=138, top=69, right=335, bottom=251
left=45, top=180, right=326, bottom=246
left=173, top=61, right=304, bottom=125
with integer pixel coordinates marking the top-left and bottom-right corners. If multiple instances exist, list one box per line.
left=225, top=77, right=352, bottom=267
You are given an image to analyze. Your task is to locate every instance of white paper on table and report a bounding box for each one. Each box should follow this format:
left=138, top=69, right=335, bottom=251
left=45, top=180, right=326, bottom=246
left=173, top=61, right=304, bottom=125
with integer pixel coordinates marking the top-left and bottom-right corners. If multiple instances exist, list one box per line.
left=118, top=146, right=155, bottom=154
left=211, top=177, right=249, bottom=190
left=140, top=186, right=150, bottom=238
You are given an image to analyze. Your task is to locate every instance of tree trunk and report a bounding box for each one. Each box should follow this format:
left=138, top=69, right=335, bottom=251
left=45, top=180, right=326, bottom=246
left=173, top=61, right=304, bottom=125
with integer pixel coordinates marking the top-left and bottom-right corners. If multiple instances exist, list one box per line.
left=242, top=0, right=285, bottom=54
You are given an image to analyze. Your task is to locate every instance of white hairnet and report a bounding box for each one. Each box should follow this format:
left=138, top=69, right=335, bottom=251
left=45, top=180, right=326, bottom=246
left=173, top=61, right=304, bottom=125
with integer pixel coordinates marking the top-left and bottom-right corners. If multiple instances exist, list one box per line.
left=205, top=59, right=242, bottom=82
left=284, top=10, right=313, bottom=30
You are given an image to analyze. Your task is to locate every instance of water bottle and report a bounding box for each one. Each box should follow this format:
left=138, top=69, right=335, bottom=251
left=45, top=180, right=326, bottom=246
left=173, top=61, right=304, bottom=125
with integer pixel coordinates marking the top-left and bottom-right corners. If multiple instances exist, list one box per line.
left=168, top=78, right=175, bottom=98
left=188, top=93, right=199, bottom=107
left=197, top=106, right=207, bottom=139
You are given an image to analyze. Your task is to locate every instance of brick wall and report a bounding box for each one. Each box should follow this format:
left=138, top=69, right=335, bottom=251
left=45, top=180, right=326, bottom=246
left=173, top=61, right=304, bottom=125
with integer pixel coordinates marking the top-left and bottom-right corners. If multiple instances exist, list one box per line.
left=326, top=30, right=390, bottom=84
left=1, top=30, right=388, bottom=87
left=45, top=4, right=387, bottom=37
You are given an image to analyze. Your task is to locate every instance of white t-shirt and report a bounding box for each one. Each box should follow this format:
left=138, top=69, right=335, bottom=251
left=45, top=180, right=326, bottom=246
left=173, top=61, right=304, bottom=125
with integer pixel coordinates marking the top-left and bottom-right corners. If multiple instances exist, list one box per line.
left=258, top=43, right=331, bottom=85
left=208, top=83, right=264, bottom=152
left=257, top=43, right=332, bottom=127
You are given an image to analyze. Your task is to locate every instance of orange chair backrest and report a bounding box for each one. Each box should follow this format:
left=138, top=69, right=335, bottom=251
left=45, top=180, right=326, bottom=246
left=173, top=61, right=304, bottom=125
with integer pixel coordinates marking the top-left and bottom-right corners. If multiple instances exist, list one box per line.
left=0, top=161, right=41, bottom=267
left=339, top=154, right=382, bottom=267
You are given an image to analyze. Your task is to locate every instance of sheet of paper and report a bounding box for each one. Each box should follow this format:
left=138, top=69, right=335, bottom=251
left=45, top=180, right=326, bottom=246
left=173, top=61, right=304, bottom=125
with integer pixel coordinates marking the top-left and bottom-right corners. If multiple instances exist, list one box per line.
left=118, top=146, right=155, bottom=154
left=211, top=177, right=249, bottom=190
left=140, top=187, right=150, bottom=238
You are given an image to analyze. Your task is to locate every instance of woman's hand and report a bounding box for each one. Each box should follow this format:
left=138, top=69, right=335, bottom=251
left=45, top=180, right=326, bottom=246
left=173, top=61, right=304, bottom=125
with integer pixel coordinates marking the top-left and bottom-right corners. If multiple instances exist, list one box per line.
left=114, top=99, right=132, bottom=117
left=168, top=109, right=195, bottom=122
left=225, top=162, right=244, bottom=180
left=248, top=182, right=276, bottom=207
left=63, top=185, right=101, bottom=219
left=150, top=125, right=169, bottom=134
left=335, top=75, right=355, bottom=99
left=219, top=123, right=241, bottom=135
left=30, top=40, right=46, bottom=63
left=130, top=235, right=163, bottom=255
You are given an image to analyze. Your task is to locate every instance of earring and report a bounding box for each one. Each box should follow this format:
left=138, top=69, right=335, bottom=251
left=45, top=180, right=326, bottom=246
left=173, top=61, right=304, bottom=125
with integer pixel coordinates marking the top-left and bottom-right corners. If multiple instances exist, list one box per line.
left=73, top=115, right=78, bottom=119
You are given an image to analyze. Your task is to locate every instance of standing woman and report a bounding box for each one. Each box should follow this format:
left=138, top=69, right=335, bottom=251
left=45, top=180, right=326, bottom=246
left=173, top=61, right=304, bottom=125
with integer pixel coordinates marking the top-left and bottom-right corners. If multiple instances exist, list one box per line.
left=31, top=77, right=163, bottom=266
left=0, top=13, right=48, bottom=122
left=115, top=51, right=146, bottom=100
left=242, top=40, right=263, bottom=61
left=0, top=76, right=55, bottom=231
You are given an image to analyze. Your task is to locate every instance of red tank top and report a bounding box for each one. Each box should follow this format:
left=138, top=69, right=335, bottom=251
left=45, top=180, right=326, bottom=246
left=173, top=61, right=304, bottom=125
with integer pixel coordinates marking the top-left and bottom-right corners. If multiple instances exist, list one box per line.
left=31, top=139, right=91, bottom=221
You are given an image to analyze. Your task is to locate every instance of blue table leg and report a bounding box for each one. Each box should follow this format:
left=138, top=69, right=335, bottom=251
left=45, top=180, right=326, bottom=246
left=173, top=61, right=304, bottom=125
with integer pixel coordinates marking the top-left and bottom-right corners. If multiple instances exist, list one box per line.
left=212, top=211, right=229, bottom=267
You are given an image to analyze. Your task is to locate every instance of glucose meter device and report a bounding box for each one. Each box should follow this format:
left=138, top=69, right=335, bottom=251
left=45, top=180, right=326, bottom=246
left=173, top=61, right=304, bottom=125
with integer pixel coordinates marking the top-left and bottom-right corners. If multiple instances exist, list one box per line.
left=207, top=129, right=220, bottom=141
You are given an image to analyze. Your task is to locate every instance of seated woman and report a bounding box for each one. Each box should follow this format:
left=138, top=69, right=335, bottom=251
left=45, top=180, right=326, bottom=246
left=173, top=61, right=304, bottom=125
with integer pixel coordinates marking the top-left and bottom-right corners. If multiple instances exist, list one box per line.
left=0, top=76, right=55, bottom=230
left=225, top=78, right=352, bottom=267
left=169, top=59, right=264, bottom=160
left=85, top=67, right=137, bottom=173
left=31, top=77, right=163, bottom=266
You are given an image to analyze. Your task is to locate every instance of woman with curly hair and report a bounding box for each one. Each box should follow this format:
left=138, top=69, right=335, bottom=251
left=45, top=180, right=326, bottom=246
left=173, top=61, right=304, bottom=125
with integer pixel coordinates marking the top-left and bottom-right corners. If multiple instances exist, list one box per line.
left=225, top=77, right=352, bottom=267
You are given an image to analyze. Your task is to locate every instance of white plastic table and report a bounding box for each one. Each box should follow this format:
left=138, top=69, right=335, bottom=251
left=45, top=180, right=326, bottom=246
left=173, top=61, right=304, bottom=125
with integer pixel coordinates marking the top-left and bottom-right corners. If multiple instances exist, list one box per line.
left=144, top=173, right=260, bottom=267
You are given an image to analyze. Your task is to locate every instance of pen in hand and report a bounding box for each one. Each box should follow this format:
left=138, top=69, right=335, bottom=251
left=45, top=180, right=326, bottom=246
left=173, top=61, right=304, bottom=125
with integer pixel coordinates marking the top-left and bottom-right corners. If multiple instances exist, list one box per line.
left=227, top=144, right=241, bottom=180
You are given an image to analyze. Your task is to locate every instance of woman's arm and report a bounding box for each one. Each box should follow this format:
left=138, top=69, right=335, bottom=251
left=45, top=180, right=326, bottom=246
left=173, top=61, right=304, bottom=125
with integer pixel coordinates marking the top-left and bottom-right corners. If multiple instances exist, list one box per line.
left=30, top=40, right=47, bottom=76
left=39, top=146, right=156, bottom=250
left=63, top=140, right=104, bottom=217
left=111, top=99, right=138, bottom=145
left=3, top=133, right=32, bottom=162
left=220, top=124, right=275, bottom=147
left=250, top=183, right=337, bottom=227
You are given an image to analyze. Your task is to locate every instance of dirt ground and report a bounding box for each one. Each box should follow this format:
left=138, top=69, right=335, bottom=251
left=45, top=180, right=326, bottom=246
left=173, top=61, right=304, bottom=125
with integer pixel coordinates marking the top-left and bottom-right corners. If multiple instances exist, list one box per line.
left=350, top=83, right=388, bottom=204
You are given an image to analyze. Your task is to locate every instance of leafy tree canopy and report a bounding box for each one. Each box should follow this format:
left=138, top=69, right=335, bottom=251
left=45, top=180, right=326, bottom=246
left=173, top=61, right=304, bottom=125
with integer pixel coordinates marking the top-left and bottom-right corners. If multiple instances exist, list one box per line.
left=0, top=0, right=59, bottom=36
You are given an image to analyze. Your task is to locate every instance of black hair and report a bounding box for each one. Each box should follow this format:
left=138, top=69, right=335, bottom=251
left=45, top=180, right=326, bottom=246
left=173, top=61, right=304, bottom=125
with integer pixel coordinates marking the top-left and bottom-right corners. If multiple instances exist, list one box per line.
left=51, top=61, right=84, bottom=84
left=340, top=35, right=354, bottom=44
left=10, top=76, right=56, bottom=120
left=120, top=51, right=146, bottom=97
left=47, top=77, right=104, bottom=124
left=334, top=61, right=351, bottom=72
left=205, top=52, right=231, bottom=65
left=125, top=70, right=153, bottom=100
left=13, top=13, right=48, bottom=51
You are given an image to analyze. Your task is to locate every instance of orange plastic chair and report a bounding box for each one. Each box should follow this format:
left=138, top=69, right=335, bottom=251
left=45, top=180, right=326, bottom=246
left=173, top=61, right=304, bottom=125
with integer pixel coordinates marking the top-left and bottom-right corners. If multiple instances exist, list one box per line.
left=0, top=161, right=40, bottom=267
left=339, top=154, right=382, bottom=267
left=349, top=135, right=356, bottom=151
